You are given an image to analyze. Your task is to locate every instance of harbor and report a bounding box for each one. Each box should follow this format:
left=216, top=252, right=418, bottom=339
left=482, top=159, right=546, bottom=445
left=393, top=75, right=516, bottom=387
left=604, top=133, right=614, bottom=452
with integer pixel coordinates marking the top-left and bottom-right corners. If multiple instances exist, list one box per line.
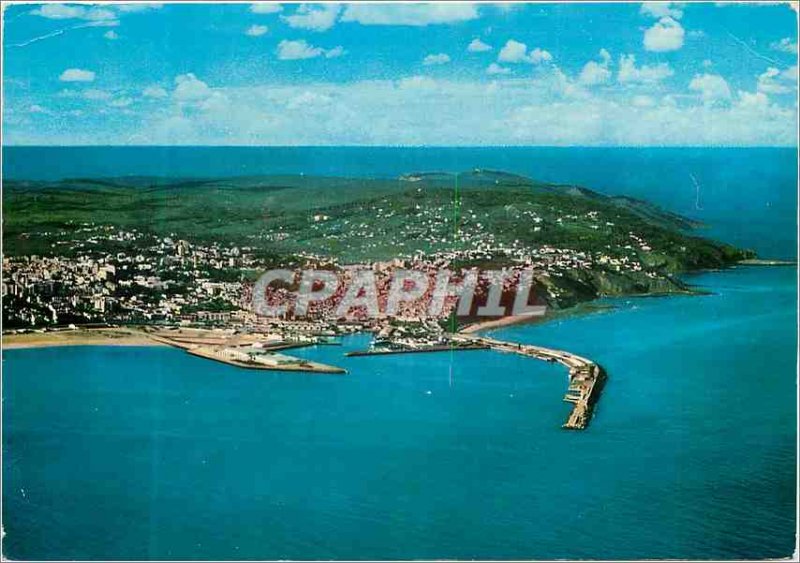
left=452, top=334, right=606, bottom=430
left=152, top=327, right=606, bottom=427
left=347, top=332, right=606, bottom=430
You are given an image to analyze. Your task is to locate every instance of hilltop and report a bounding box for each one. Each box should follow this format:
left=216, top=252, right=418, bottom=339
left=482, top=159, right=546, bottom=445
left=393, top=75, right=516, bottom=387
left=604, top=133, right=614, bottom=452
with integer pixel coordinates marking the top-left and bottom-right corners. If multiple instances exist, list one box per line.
left=3, top=170, right=753, bottom=313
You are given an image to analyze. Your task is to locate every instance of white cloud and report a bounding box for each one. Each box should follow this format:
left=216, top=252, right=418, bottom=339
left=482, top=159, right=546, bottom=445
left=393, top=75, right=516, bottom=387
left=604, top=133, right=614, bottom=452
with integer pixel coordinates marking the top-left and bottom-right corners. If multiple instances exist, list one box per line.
left=84, top=8, right=118, bottom=23
left=276, top=39, right=343, bottom=60
left=109, top=97, right=134, bottom=108
left=468, top=38, right=492, bottom=52
left=737, top=90, right=769, bottom=109
left=197, top=92, right=230, bottom=114
left=640, top=2, right=684, bottom=19
left=617, top=54, right=673, bottom=84
left=498, top=40, right=552, bottom=64
left=757, top=66, right=797, bottom=94
left=770, top=37, right=798, bottom=54
left=423, top=53, right=451, bottom=66
left=59, top=68, right=95, bottom=82
left=498, top=39, right=527, bottom=62
left=714, top=2, right=786, bottom=7
left=245, top=24, right=268, bottom=36
left=631, top=95, right=656, bottom=107
left=689, top=73, right=731, bottom=102
left=579, top=49, right=612, bottom=85
left=173, top=73, right=212, bottom=102
left=643, top=17, right=685, bottom=52
left=529, top=48, right=553, bottom=64
left=493, top=3, right=521, bottom=12
left=486, top=63, right=511, bottom=75
left=83, top=88, right=112, bottom=101
left=250, top=3, right=282, bottom=14
left=277, top=39, right=323, bottom=60
left=27, top=1, right=161, bottom=44
left=30, top=4, right=91, bottom=19
left=115, top=4, right=163, bottom=13
left=397, top=75, right=439, bottom=90
left=282, top=4, right=341, bottom=32
left=28, top=104, right=50, bottom=114
left=579, top=62, right=609, bottom=85
left=30, top=3, right=158, bottom=24
left=286, top=91, right=333, bottom=110
left=340, top=3, right=478, bottom=26
left=143, top=85, right=168, bottom=98
left=325, top=45, right=346, bottom=59
left=12, top=73, right=797, bottom=146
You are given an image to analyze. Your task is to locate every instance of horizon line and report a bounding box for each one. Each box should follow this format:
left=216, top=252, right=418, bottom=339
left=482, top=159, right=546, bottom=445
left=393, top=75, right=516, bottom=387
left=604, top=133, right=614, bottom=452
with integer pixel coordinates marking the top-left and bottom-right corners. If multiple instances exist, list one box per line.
left=2, top=144, right=798, bottom=149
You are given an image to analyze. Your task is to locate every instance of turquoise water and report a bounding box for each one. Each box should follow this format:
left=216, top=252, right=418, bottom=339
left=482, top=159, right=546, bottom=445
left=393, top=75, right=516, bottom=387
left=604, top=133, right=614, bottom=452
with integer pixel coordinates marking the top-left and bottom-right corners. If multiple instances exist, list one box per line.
left=3, top=266, right=796, bottom=560
left=3, top=146, right=797, bottom=259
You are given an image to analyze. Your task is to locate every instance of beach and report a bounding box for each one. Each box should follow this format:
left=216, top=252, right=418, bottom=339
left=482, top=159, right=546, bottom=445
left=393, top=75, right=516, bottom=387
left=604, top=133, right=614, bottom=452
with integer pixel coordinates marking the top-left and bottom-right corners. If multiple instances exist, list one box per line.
left=2, top=328, right=164, bottom=350
left=459, top=311, right=549, bottom=334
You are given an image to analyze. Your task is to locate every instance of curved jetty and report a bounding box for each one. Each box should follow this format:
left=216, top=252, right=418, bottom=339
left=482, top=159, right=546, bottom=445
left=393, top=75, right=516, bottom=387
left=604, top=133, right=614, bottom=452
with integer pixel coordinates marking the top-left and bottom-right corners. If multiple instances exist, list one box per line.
left=453, top=335, right=606, bottom=430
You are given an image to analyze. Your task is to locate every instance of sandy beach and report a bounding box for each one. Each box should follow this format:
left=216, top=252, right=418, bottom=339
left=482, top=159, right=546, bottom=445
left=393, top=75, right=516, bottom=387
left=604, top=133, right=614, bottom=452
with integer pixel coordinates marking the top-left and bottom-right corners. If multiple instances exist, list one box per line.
left=459, top=312, right=548, bottom=334
left=2, top=328, right=165, bottom=350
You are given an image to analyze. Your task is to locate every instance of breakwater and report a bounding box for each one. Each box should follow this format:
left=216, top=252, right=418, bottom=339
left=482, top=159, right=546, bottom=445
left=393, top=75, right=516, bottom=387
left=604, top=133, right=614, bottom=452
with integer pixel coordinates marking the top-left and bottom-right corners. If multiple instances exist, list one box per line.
left=453, top=335, right=606, bottom=430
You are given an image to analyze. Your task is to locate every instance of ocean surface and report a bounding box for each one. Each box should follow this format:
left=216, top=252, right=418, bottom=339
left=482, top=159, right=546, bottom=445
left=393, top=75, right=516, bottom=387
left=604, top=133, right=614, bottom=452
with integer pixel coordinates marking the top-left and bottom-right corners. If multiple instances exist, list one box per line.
left=3, top=267, right=796, bottom=560
left=3, top=146, right=797, bottom=259
left=2, top=147, right=798, bottom=559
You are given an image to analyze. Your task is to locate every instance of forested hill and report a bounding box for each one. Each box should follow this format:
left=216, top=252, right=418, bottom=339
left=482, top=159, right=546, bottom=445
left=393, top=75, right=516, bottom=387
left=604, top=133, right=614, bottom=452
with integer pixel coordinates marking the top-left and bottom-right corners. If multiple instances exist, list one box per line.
left=3, top=170, right=750, bottom=274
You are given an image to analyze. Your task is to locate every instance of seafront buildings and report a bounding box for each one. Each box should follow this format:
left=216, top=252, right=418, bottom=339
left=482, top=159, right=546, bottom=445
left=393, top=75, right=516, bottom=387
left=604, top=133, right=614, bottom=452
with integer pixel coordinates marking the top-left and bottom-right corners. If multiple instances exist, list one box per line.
left=3, top=220, right=656, bottom=335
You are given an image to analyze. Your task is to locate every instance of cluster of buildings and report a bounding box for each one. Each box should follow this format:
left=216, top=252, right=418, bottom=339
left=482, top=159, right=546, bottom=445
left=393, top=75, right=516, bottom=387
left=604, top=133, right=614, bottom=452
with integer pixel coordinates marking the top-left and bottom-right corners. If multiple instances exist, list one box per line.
left=3, top=212, right=660, bottom=347
left=2, top=225, right=252, bottom=327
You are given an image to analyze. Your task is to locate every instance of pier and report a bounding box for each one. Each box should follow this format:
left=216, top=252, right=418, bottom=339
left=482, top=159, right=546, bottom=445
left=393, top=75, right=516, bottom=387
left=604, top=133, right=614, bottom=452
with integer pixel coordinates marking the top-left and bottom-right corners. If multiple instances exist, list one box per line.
left=187, top=346, right=346, bottom=374
left=146, top=330, right=347, bottom=374
left=142, top=328, right=603, bottom=423
left=453, top=334, right=606, bottom=430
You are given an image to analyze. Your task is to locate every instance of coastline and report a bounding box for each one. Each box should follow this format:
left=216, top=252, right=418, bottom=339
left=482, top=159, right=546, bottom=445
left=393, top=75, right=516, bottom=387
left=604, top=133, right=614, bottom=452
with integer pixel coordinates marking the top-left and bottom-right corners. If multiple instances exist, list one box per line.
left=2, top=328, right=166, bottom=350
left=459, top=312, right=548, bottom=334
left=737, top=258, right=797, bottom=266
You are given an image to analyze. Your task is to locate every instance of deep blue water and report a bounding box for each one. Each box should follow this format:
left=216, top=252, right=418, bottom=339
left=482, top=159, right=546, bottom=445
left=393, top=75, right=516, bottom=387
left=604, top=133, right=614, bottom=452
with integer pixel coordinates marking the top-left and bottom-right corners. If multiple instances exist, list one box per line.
left=2, top=266, right=797, bottom=560
left=2, top=147, right=797, bottom=559
left=3, top=146, right=797, bottom=259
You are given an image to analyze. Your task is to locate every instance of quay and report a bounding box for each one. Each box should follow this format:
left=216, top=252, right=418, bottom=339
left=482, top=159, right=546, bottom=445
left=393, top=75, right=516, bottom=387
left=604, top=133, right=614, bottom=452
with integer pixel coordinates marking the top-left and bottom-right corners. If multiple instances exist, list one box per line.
left=186, top=346, right=346, bottom=374
left=142, top=328, right=603, bottom=421
left=146, top=330, right=347, bottom=374
left=346, top=344, right=489, bottom=357
left=453, top=334, right=606, bottom=430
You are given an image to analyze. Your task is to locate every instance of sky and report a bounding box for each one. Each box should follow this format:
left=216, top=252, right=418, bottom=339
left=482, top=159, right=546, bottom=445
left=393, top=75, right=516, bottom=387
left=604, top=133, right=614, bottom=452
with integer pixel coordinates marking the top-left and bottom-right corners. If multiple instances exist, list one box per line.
left=2, top=1, right=798, bottom=146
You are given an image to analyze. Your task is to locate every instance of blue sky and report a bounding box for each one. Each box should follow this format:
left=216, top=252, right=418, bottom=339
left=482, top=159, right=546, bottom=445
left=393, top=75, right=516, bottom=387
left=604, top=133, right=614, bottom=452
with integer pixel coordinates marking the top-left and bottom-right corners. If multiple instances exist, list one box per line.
left=2, top=2, right=798, bottom=145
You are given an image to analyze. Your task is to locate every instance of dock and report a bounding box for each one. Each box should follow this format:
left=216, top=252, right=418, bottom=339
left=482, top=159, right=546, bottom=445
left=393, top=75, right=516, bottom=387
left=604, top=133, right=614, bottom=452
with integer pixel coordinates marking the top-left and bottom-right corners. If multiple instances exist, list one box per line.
left=146, top=330, right=347, bottom=374
left=454, top=335, right=606, bottom=430
left=187, top=346, right=346, bottom=374
left=142, top=328, right=603, bottom=422
left=345, top=344, right=489, bottom=357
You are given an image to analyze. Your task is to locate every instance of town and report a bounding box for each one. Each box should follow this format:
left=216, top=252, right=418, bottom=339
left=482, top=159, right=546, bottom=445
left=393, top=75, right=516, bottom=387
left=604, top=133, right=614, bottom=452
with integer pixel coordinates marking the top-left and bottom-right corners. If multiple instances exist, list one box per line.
left=2, top=218, right=664, bottom=338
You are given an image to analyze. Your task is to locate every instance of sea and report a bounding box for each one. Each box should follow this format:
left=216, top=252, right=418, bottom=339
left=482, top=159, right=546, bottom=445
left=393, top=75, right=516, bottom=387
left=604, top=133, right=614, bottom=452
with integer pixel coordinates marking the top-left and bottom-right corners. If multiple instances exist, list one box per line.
left=2, top=147, right=797, bottom=560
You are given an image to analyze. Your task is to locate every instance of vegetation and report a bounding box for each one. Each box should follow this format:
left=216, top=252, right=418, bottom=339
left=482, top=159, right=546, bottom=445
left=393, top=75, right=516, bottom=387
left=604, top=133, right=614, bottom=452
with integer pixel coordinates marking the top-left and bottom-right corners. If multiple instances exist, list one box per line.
left=3, top=170, right=752, bottom=274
